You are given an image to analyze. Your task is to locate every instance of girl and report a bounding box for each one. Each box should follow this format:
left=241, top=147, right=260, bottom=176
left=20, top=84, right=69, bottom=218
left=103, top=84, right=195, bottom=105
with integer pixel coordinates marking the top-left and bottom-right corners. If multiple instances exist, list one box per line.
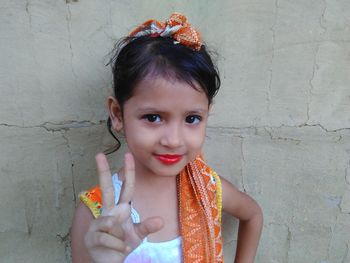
left=71, top=13, right=263, bottom=263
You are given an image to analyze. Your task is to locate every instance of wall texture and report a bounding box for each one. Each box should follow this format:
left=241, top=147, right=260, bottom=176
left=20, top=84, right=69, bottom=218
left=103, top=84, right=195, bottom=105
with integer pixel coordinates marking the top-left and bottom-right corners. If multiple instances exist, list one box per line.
left=1, top=0, right=349, bottom=262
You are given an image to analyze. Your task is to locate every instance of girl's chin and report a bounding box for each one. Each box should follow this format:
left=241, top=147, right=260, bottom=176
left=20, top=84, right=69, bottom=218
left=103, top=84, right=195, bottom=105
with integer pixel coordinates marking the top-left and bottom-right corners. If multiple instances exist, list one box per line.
left=133, top=164, right=179, bottom=178
left=134, top=156, right=192, bottom=177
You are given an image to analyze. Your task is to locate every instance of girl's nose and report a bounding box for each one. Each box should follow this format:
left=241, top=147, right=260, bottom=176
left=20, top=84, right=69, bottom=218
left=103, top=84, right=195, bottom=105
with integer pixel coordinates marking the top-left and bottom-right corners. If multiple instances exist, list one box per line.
left=160, top=124, right=183, bottom=148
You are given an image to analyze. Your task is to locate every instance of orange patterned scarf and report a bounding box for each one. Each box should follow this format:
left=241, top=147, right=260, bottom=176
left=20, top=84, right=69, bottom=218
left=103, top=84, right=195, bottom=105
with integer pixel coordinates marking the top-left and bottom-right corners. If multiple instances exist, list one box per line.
left=178, top=155, right=224, bottom=262
left=129, top=12, right=202, bottom=51
left=80, top=155, right=223, bottom=262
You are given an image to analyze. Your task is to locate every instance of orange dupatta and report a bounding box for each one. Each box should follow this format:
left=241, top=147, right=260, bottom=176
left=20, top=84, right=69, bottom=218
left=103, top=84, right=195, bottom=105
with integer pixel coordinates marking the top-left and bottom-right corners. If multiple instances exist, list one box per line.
left=178, top=155, right=223, bottom=262
left=80, top=155, right=224, bottom=262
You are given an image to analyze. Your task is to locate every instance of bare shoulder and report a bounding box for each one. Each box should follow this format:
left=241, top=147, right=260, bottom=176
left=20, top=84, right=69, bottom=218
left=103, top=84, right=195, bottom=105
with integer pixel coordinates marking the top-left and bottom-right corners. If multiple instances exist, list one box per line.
left=71, top=202, right=94, bottom=263
left=220, top=176, right=262, bottom=221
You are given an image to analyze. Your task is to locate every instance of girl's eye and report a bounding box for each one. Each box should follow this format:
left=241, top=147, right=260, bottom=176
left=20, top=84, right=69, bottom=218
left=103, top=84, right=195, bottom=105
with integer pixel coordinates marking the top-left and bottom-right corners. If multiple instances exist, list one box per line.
left=143, top=114, right=161, bottom=123
left=185, top=115, right=202, bottom=124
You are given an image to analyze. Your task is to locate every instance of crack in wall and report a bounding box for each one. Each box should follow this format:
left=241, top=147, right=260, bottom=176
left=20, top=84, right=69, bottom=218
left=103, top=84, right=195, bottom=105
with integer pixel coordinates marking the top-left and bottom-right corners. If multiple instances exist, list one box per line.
left=285, top=226, right=291, bottom=263
left=65, top=4, right=79, bottom=93
left=267, top=0, right=279, bottom=114
left=344, top=151, right=350, bottom=190
left=298, top=123, right=350, bottom=133
left=341, top=243, right=349, bottom=263
left=320, top=0, right=328, bottom=34
left=61, top=131, right=76, bottom=204
left=259, top=39, right=350, bottom=56
left=56, top=232, right=70, bottom=242
left=25, top=208, right=33, bottom=236
left=25, top=0, right=32, bottom=28
left=0, top=120, right=104, bottom=131
left=1, top=121, right=348, bottom=135
left=264, top=127, right=302, bottom=144
left=24, top=0, right=45, bottom=127
left=54, top=161, right=64, bottom=208
left=208, top=124, right=350, bottom=133
left=56, top=231, right=72, bottom=261
left=345, top=151, right=350, bottom=187
left=240, top=137, right=247, bottom=192
left=326, top=225, right=334, bottom=261
left=266, top=221, right=292, bottom=261
left=306, top=0, right=328, bottom=126
left=307, top=43, right=320, bottom=124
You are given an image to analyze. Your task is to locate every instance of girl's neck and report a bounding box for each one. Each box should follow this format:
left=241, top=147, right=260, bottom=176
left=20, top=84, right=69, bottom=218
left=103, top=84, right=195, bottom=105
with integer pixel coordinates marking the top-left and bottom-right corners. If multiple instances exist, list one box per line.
left=134, top=168, right=177, bottom=189
left=133, top=168, right=178, bottom=205
left=132, top=159, right=180, bottom=187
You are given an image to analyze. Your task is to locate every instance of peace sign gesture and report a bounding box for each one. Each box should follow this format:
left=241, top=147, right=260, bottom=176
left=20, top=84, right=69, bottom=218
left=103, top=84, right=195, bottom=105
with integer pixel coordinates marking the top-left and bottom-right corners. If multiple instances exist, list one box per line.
left=84, top=153, right=164, bottom=263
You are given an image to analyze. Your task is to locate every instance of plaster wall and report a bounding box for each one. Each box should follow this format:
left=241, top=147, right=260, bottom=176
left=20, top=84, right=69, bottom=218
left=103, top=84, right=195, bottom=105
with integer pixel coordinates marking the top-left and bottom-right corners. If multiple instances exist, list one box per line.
left=0, top=0, right=349, bottom=262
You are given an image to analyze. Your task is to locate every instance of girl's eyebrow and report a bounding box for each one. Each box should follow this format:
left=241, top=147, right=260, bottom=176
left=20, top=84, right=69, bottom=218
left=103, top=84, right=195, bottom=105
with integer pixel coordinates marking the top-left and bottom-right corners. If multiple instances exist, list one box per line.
left=136, top=107, right=208, bottom=114
left=136, top=107, right=162, bottom=113
left=187, top=109, right=208, bottom=114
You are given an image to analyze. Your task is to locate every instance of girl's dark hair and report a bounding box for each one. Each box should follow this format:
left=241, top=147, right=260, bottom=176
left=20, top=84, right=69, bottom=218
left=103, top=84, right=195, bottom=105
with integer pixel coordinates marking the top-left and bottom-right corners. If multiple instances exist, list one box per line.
left=105, top=36, right=221, bottom=154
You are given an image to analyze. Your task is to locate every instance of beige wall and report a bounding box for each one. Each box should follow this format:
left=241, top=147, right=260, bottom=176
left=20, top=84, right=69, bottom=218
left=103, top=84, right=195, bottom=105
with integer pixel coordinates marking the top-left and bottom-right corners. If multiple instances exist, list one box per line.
left=1, top=0, right=350, bottom=262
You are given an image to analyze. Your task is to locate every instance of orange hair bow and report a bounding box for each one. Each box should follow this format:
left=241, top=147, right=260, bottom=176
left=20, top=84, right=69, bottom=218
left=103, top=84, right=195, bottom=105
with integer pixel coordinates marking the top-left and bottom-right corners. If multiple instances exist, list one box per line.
left=129, top=13, right=202, bottom=51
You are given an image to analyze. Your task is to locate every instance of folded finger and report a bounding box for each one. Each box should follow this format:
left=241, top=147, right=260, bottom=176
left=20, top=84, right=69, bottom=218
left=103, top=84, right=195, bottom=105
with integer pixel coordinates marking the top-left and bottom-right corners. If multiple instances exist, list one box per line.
left=84, top=231, right=128, bottom=252
left=134, top=216, right=164, bottom=240
left=89, top=216, right=125, bottom=239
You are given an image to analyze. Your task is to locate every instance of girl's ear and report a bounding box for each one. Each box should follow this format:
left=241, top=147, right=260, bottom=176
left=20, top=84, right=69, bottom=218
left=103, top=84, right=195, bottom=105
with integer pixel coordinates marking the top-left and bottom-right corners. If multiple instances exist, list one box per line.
left=107, top=96, right=123, bottom=131
left=208, top=103, right=213, bottom=113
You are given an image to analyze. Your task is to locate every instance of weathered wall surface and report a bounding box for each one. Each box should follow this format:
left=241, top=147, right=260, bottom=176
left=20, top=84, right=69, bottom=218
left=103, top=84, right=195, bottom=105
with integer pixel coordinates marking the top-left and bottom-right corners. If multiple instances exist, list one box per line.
left=1, top=0, right=349, bottom=262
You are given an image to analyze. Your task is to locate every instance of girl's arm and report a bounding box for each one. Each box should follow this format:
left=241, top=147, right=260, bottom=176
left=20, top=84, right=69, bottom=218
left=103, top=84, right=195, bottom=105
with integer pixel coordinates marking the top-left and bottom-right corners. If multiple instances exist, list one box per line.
left=221, top=176, right=263, bottom=263
left=71, top=202, right=95, bottom=263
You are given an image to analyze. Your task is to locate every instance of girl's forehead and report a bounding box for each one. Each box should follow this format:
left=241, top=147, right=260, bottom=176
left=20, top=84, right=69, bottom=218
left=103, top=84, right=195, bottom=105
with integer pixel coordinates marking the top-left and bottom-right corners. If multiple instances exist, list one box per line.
left=134, top=75, right=203, bottom=94
left=125, top=76, right=209, bottom=108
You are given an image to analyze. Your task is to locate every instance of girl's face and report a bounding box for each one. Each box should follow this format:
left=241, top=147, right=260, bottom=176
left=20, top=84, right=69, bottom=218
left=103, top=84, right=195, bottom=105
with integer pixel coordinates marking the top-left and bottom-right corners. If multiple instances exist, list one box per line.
left=109, top=76, right=210, bottom=178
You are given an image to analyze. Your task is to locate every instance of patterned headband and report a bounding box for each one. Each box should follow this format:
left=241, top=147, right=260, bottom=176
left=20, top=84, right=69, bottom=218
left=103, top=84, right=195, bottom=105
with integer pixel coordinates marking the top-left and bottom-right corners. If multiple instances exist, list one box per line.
left=129, top=13, right=202, bottom=51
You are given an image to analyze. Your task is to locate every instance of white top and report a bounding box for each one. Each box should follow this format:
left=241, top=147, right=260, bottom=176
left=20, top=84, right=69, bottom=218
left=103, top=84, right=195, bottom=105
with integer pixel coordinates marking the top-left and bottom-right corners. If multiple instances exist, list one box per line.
left=111, top=174, right=182, bottom=263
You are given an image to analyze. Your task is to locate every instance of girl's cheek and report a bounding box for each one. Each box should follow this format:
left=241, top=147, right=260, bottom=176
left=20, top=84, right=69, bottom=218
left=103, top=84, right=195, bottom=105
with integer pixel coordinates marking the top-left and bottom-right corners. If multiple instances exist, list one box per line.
left=188, top=131, right=206, bottom=146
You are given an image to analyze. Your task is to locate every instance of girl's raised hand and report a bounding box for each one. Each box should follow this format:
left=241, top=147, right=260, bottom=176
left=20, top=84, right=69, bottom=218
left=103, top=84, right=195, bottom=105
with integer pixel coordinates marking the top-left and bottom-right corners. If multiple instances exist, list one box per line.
left=84, top=153, right=164, bottom=263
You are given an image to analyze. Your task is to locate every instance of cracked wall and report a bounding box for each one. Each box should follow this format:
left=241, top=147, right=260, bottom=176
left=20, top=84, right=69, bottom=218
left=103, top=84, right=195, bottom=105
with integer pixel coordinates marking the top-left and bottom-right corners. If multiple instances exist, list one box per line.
left=1, top=0, right=350, bottom=262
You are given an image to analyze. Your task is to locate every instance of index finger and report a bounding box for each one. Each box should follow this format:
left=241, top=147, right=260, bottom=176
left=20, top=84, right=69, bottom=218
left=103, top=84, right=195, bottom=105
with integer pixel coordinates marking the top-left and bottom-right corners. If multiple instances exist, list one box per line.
left=119, top=153, right=135, bottom=204
left=95, top=153, right=115, bottom=215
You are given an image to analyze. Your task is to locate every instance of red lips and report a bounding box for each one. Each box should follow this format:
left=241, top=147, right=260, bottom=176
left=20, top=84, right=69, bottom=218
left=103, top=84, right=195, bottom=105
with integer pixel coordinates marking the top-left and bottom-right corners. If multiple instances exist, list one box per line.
left=155, top=154, right=183, bottom=165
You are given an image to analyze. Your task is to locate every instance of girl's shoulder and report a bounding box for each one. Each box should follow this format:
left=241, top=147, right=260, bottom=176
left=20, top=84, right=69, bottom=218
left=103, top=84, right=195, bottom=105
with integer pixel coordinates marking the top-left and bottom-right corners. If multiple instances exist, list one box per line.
left=79, top=184, right=103, bottom=218
left=79, top=174, right=123, bottom=218
left=79, top=174, right=140, bottom=222
left=210, top=169, right=223, bottom=215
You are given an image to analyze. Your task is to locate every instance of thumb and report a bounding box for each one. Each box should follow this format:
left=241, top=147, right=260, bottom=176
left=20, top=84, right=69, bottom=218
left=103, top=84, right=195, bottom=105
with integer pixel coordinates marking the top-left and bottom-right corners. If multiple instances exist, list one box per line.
left=134, top=216, right=164, bottom=240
